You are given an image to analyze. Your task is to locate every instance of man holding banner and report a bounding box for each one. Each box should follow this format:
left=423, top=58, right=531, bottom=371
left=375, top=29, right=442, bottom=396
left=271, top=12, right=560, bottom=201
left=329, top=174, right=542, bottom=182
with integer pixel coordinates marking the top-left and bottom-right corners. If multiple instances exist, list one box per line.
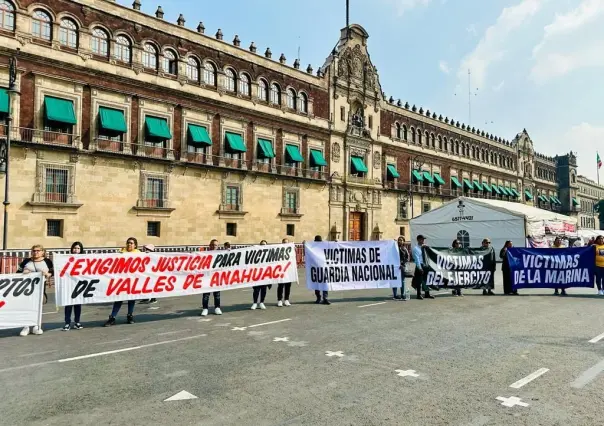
left=412, top=235, right=434, bottom=300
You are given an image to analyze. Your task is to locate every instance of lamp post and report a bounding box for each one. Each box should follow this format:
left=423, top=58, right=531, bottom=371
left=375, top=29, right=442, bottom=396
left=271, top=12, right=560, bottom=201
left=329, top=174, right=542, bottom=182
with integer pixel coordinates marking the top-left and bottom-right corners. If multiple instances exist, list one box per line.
left=1, top=56, right=17, bottom=250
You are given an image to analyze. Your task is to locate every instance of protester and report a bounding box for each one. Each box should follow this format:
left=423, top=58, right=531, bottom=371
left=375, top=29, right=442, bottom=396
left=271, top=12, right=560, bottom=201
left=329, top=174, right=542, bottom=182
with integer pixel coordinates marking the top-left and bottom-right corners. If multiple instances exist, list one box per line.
left=312, top=235, right=330, bottom=305
left=450, top=239, right=463, bottom=297
left=201, top=239, right=222, bottom=316
left=251, top=240, right=270, bottom=310
left=481, top=238, right=495, bottom=296
left=412, top=235, right=434, bottom=300
left=500, top=240, right=516, bottom=295
left=224, top=242, right=231, bottom=250
left=392, top=236, right=409, bottom=300
left=63, top=242, right=85, bottom=331
left=104, top=237, right=140, bottom=326
left=552, top=237, right=568, bottom=296
left=17, top=244, right=53, bottom=336
left=277, top=238, right=292, bottom=307
left=138, top=244, right=158, bottom=305
left=594, top=235, right=604, bottom=296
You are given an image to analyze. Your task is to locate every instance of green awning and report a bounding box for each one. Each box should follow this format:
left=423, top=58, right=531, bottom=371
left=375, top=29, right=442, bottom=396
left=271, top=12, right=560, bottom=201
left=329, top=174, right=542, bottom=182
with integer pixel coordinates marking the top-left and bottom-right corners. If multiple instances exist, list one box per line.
left=257, top=138, right=275, bottom=158
left=451, top=176, right=461, bottom=188
left=492, top=185, right=501, bottom=195
left=351, top=156, right=368, bottom=173
left=412, top=170, right=424, bottom=183
left=145, top=116, right=172, bottom=139
left=499, top=186, right=510, bottom=196
left=285, top=144, right=304, bottom=163
left=553, top=196, right=562, bottom=204
left=473, top=180, right=483, bottom=191
left=44, top=96, right=77, bottom=125
left=572, top=197, right=579, bottom=206
left=538, top=195, right=547, bottom=202
left=99, top=107, right=127, bottom=134
left=548, top=196, right=556, bottom=204
left=510, top=188, right=520, bottom=197
left=504, top=187, right=513, bottom=197
left=225, top=132, right=247, bottom=153
left=423, top=171, right=435, bottom=184
left=0, top=88, right=8, bottom=114
left=309, top=149, right=327, bottom=167
left=525, top=190, right=533, bottom=201
left=482, top=182, right=492, bottom=192
left=188, top=124, right=212, bottom=146
left=386, top=164, right=400, bottom=179
left=433, top=173, right=446, bottom=185
left=463, top=178, right=474, bottom=190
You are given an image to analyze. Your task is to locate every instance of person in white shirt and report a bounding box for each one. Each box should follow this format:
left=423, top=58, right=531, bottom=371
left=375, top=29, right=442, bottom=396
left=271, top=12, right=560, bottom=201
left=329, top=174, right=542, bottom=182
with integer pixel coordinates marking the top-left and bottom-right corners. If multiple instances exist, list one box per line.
left=18, top=244, right=53, bottom=336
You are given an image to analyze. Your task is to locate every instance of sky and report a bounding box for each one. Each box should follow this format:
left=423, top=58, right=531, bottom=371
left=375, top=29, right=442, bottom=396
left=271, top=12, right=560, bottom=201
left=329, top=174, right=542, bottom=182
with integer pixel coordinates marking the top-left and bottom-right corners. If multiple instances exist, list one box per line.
left=117, top=0, right=604, bottom=182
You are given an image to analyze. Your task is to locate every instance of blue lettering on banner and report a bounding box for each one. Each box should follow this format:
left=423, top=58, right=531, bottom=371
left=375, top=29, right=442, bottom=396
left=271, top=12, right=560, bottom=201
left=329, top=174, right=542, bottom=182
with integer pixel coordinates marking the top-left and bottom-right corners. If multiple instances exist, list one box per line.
left=507, top=246, right=595, bottom=289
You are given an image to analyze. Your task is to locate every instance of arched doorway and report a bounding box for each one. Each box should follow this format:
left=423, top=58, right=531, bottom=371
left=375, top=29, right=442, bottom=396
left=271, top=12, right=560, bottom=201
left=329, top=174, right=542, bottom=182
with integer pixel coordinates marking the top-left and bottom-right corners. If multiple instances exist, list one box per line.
left=457, top=230, right=470, bottom=248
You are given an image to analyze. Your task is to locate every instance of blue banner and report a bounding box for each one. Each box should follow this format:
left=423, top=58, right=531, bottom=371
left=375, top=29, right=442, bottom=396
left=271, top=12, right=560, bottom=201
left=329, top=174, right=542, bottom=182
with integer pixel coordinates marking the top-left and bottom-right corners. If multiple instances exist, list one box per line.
left=507, top=246, right=594, bottom=289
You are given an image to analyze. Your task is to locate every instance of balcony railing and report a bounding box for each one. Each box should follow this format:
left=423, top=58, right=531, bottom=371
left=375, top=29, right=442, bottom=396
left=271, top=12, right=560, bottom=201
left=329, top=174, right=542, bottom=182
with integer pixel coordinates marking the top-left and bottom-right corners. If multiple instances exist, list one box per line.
left=91, top=138, right=129, bottom=153
left=132, top=143, right=175, bottom=160
left=347, top=175, right=379, bottom=185
left=137, top=199, right=169, bottom=209
left=280, top=207, right=300, bottom=215
left=32, top=191, right=78, bottom=204
left=2, top=126, right=78, bottom=148
left=219, top=203, right=243, bottom=212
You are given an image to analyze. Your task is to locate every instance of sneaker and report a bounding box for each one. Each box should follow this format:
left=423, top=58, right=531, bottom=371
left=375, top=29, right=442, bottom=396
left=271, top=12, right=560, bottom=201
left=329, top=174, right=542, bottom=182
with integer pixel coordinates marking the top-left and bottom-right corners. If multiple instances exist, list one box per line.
left=251, top=303, right=258, bottom=310
left=482, top=289, right=488, bottom=295
left=284, top=300, right=291, bottom=307
left=104, top=316, right=116, bottom=327
left=393, top=295, right=402, bottom=300
left=554, top=290, right=559, bottom=295
left=62, top=324, right=70, bottom=331
left=315, top=298, right=321, bottom=304
left=32, top=326, right=43, bottom=335
left=138, top=300, right=149, bottom=304
left=214, top=307, right=222, bottom=315
left=487, top=290, right=495, bottom=295
left=561, top=290, right=568, bottom=296
left=425, top=294, right=436, bottom=299
left=259, top=303, right=266, bottom=310
left=20, top=326, right=30, bottom=337
left=126, top=314, right=135, bottom=324
left=74, top=323, right=83, bottom=330
left=149, top=299, right=158, bottom=304
left=277, top=300, right=283, bottom=307
left=200, top=309, right=209, bottom=317
left=321, top=299, right=331, bottom=305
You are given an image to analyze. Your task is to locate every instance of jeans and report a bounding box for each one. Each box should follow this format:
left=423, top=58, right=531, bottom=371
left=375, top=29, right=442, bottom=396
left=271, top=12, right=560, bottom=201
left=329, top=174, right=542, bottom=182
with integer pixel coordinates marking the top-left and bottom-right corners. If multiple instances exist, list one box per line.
left=111, top=300, right=135, bottom=317
left=277, top=283, right=291, bottom=300
left=252, top=286, right=267, bottom=303
left=315, top=290, right=328, bottom=300
left=595, top=267, right=604, bottom=291
left=64, top=304, right=82, bottom=324
left=202, top=292, right=221, bottom=309
left=392, top=277, right=406, bottom=297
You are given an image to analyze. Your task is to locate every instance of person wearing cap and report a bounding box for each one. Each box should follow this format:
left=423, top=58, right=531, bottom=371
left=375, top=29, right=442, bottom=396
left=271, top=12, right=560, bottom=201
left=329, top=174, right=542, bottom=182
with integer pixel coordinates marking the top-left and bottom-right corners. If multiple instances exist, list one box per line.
left=481, top=238, right=495, bottom=295
left=412, top=235, right=434, bottom=300
left=138, top=244, right=158, bottom=304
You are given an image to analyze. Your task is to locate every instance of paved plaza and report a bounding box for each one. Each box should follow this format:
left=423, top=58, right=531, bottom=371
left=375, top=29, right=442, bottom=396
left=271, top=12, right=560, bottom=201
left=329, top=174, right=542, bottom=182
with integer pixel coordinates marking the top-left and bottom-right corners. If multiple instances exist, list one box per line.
left=1, top=270, right=603, bottom=426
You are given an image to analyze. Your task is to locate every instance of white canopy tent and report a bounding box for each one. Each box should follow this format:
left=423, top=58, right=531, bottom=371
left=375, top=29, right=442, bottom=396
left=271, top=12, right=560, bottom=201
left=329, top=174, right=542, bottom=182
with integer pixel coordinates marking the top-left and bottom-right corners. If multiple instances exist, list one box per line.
left=410, top=197, right=577, bottom=251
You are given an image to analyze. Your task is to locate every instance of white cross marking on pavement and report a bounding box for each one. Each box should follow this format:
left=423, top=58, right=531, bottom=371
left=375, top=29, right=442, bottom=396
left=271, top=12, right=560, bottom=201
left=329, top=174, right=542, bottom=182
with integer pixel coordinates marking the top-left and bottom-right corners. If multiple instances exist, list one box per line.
left=395, top=369, right=419, bottom=378
left=325, top=351, right=344, bottom=357
left=231, top=327, right=247, bottom=331
left=198, top=319, right=212, bottom=322
left=496, top=396, right=529, bottom=408
left=273, top=337, right=290, bottom=342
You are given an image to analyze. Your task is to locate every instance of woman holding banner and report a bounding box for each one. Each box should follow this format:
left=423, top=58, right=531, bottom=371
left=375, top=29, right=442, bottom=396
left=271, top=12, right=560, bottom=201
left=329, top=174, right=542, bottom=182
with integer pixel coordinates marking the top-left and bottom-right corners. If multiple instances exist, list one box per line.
left=104, top=237, right=140, bottom=326
left=313, top=235, right=331, bottom=305
left=63, top=242, right=85, bottom=331
left=18, top=244, right=53, bottom=336
left=251, top=240, right=270, bottom=310
left=594, top=236, right=604, bottom=296
left=552, top=237, right=568, bottom=296
left=277, top=238, right=293, bottom=307
left=500, top=241, right=516, bottom=295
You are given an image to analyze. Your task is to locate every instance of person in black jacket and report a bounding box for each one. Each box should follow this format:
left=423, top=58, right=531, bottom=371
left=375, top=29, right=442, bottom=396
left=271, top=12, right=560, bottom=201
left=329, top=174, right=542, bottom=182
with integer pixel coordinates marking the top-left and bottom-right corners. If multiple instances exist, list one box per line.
left=277, top=238, right=293, bottom=307
left=63, top=242, right=85, bottom=331
left=500, top=240, right=517, bottom=295
left=18, top=244, right=54, bottom=336
left=481, top=238, right=496, bottom=296
left=393, top=236, right=410, bottom=300
left=312, top=235, right=330, bottom=305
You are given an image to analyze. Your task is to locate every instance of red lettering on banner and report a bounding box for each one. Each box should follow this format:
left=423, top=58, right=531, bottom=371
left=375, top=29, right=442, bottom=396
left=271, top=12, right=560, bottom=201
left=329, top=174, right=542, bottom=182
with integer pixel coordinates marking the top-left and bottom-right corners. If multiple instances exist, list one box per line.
left=81, top=258, right=99, bottom=275
left=261, top=266, right=274, bottom=281
left=70, top=258, right=86, bottom=276
left=106, top=278, right=120, bottom=296
left=60, top=257, right=74, bottom=277
left=183, top=274, right=204, bottom=290
left=281, top=262, right=291, bottom=278
left=240, top=268, right=253, bottom=282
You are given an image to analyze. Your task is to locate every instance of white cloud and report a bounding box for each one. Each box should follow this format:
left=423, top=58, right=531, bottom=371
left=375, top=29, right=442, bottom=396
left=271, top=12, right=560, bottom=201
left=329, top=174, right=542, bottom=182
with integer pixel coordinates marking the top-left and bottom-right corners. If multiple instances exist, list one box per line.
left=466, top=24, right=477, bottom=36
left=533, top=0, right=604, bottom=55
left=493, top=80, right=505, bottom=92
left=386, top=0, right=432, bottom=15
left=439, top=60, right=450, bottom=74
left=530, top=40, right=604, bottom=82
left=554, top=123, right=604, bottom=182
left=457, top=0, right=546, bottom=89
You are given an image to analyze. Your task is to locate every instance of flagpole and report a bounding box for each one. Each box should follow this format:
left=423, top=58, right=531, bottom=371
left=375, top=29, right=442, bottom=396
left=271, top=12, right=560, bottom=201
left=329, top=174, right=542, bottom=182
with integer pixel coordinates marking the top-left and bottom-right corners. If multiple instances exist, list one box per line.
left=598, top=151, right=600, bottom=185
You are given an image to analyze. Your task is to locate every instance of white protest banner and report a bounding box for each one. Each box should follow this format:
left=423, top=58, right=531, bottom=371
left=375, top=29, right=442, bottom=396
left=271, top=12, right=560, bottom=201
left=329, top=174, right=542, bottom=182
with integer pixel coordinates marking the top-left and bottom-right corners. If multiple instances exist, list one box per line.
left=0, top=272, right=44, bottom=330
left=305, top=240, right=400, bottom=291
left=54, top=244, right=298, bottom=306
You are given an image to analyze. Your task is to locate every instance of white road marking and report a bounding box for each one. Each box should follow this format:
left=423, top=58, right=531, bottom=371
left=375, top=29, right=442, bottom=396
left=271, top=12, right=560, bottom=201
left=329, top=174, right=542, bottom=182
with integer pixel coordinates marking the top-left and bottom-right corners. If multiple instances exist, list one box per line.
left=589, top=332, right=604, bottom=344
left=198, top=318, right=212, bottom=322
left=157, top=329, right=191, bottom=337
left=231, top=327, right=247, bottom=331
left=571, top=359, right=604, bottom=388
left=358, top=302, right=387, bottom=308
left=164, top=390, right=198, bottom=401
left=18, top=349, right=58, bottom=358
left=248, top=318, right=292, bottom=328
left=148, top=307, right=160, bottom=310
left=95, top=338, right=132, bottom=346
left=325, top=351, right=344, bottom=357
left=496, top=396, right=529, bottom=408
left=395, top=369, right=419, bottom=378
left=433, top=291, right=454, bottom=296
left=273, top=337, right=289, bottom=342
left=42, top=311, right=59, bottom=315
left=510, top=368, right=549, bottom=388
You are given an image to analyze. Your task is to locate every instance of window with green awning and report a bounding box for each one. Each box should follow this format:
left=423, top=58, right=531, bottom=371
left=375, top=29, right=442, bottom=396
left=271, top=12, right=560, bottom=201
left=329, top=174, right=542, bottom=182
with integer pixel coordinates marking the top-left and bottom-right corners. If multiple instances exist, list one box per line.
left=572, top=197, right=580, bottom=206
left=285, top=144, right=304, bottom=163
left=351, top=156, right=368, bottom=174
left=482, top=182, right=492, bottom=192
left=492, top=185, right=501, bottom=195
left=188, top=124, right=212, bottom=146
left=463, top=178, right=474, bottom=190
left=451, top=176, right=461, bottom=188
left=553, top=196, right=562, bottom=204
left=0, top=88, right=8, bottom=114
left=473, top=180, right=483, bottom=191
left=525, top=190, right=533, bottom=201
left=225, top=132, right=246, bottom=153
left=99, top=107, right=127, bottom=134
left=504, top=187, right=513, bottom=197
left=548, top=196, right=556, bottom=203
left=423, top=171, right=435, bottom=184
left=386, top=164, right=400, bottom=179
left=538, top=195, right=547, bottom=202
left=44, top=96, right=77, bottom=125
left=499, top=186, right=510, bottom=196
left=309, top=149, right=327, bottom=167
left=257, top=138, right=275, bottom=158
left=510, top=188, right=520, bottom=197
left=145, top=116, right=172, bottom=140
left=433, top=173, right=446, bottom=185
left=412, top=170, right=424, bottom=183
